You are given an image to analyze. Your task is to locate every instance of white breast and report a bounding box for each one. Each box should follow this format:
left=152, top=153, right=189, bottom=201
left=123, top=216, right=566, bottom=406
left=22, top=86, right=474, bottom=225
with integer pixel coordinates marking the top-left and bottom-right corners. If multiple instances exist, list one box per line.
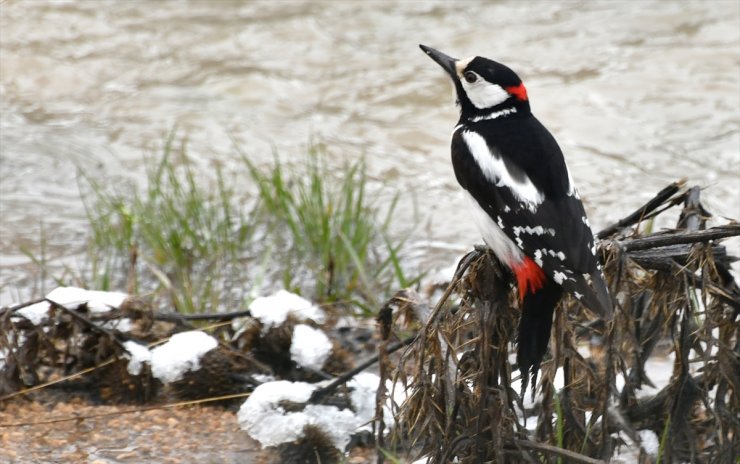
left=464, top=191, right=523, bottom=267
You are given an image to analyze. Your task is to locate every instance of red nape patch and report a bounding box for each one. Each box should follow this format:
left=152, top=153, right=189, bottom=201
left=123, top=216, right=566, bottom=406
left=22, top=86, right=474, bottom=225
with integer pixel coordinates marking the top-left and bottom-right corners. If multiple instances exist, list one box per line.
left=511, top=256, right=546, bottom=302
left=505, top=83, right=528, bottom=101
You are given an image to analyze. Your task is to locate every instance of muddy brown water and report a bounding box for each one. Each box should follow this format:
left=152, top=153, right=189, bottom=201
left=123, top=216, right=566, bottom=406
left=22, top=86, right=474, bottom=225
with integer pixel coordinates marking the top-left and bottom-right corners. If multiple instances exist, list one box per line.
left=1, top=1, right=739, bottom=304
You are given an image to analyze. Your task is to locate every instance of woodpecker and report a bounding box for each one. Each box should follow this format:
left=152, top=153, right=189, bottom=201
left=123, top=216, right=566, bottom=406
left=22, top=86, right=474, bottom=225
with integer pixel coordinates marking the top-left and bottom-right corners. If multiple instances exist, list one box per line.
left=420, top=45, right=612, bottom=390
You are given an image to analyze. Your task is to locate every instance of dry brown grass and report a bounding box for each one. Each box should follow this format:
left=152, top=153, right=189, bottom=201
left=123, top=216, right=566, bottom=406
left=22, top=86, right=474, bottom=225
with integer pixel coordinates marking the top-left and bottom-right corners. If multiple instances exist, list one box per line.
left=383, top=182, right=738, bottom=463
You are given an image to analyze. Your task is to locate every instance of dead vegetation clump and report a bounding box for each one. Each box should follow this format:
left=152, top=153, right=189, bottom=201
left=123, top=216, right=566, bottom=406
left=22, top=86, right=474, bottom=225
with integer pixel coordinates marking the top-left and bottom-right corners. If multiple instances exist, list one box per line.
left=0, top=297, right=347, bottom=406
left=386, top=181, right=739, bottom=463
left=1, top=180, right=738, bottom=464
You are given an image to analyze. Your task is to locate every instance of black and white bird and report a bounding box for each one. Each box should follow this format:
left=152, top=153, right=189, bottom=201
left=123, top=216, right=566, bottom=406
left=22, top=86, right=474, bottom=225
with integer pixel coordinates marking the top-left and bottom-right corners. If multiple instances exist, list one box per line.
left=420, top=45, right=612, bottom=389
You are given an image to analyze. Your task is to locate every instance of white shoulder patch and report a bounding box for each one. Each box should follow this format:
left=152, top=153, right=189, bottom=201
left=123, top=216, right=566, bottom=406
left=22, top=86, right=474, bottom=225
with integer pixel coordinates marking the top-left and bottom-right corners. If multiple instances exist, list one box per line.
left=462, top=130, right=545, bottom=210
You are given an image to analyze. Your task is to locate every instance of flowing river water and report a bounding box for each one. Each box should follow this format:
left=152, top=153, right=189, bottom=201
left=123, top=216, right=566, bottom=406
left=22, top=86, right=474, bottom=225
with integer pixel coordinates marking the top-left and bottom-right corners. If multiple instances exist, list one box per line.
left=1, top=0, right=739, bottom=304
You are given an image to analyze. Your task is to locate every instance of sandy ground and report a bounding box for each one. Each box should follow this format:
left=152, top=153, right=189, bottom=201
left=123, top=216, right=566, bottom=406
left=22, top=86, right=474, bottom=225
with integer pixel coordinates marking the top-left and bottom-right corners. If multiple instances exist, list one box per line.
left=0, top=391, right=381, bottom=464
left=0, top=393, right=271, bottom=464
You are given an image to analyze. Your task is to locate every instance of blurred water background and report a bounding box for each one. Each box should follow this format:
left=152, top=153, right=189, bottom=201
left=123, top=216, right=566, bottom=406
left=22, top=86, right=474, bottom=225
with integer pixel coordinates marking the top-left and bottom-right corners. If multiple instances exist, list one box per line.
left=1, top=0, right=738, bottom=304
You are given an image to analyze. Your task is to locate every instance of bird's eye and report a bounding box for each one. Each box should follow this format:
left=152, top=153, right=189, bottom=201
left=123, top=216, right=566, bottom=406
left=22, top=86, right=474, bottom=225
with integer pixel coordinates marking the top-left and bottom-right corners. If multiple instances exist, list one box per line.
left=463, top=71, right=477, bottom=83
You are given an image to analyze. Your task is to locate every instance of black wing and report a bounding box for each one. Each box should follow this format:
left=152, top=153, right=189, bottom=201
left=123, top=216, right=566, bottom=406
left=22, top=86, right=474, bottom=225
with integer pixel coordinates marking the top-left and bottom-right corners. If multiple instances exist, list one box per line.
left=451, top=116, right=611, bottom=316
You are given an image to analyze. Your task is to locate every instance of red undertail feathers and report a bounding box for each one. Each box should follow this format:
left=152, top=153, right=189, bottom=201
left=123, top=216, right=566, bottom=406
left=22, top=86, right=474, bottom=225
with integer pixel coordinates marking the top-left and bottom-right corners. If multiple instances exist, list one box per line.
left=511, top=255, right=546, bottom=302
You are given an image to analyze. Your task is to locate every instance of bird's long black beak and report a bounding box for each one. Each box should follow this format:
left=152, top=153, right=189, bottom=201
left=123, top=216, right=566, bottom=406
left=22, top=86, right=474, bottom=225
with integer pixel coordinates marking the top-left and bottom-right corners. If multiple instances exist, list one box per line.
left=419, top=44, right=457, bottom=78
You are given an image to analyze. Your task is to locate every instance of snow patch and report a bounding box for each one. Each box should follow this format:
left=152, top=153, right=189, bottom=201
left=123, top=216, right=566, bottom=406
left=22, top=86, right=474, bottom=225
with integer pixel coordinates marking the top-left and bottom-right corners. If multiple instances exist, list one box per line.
left=123, top=341, right=152, bottom=376
left=639, top=429, right=659, bottom=455
left=238, top=381, right=356, bottom=449
left=238, top=374, right=406, bottom=451
left=290, top=324, right=332, bottom=370
left=249, top=290, right=325, bottom=328
left=16, top=302, right=51, bottom=325
left=150, top=331, right=218, bottom=383
left=347, top=372, right=383, bottom=431
left=46, top=286, right=128, bottom=313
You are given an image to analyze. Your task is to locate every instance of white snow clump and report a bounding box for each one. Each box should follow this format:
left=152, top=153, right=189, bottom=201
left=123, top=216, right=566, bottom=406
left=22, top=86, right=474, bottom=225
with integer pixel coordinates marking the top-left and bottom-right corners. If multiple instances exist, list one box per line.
left=149, top=331, right=218, bottom=383
left=13, top=287, right=130, bottom=326
left=238, top=373, right=407, bottom=451
left=122, top=341, right=152, bottom=376
left=249, top=290, right=325, bottom=328
left=238, top=380, right=356, bottom=450
left=639, top=429, right=660, bottom=455
left=290, top=324, right=333, bottom=370
left=46, top=286, right=128, bottom=313
left=16, top=301, right=52, bottom=325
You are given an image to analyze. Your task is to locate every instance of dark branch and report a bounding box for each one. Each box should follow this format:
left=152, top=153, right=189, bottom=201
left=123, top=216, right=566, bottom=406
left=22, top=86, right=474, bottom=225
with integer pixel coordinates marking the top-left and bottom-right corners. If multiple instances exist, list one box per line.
left=0, top=298, right=46, bottom=317
left=598, top=179, right=686, bottom=239
left=309, top=334, right=416, bottom=403
left=618, top=224, right=740, bottom=252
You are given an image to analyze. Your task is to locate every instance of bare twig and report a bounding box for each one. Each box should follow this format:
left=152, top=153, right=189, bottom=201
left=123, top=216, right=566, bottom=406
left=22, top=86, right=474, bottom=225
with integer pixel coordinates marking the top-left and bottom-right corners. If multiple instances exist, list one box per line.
left=618, top=224, right=740, bottom=252
left=597, top=179, right=686, bottom=239
left=309, top=334, right=416, bottom=403
left=513, top=439, right=606, bottom=464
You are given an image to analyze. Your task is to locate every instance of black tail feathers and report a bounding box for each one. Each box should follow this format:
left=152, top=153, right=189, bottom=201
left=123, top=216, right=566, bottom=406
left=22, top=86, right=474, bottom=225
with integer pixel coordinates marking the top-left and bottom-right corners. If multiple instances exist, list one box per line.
left=517, top=279, right=563, bottom=396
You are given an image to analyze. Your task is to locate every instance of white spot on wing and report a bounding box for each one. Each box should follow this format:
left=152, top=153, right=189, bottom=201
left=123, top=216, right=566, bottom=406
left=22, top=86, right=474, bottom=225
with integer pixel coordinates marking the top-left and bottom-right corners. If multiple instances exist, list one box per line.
left=542, top=249, right=566, bottom=261
left=513, top=225, right=556, bottom=237
left=462, top=131, right=545, bottom=210
left=574, top=291, right=583, bottom=300
left=533, top=249, right=543, bottom=267
left=553, top=271, right=568, bottom=284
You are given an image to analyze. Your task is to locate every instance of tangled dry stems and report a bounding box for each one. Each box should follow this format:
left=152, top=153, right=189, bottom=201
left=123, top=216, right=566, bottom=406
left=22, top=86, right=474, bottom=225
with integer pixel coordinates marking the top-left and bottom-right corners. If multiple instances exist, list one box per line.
left=386, top=182, right=738, bottom=463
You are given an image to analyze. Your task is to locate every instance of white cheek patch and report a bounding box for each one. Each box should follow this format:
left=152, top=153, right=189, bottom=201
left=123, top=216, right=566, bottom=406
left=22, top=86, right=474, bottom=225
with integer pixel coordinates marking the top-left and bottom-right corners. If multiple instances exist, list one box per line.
left=461, top=77, right=510, bottom=109
left=462, top=130, right=545, bottom=210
